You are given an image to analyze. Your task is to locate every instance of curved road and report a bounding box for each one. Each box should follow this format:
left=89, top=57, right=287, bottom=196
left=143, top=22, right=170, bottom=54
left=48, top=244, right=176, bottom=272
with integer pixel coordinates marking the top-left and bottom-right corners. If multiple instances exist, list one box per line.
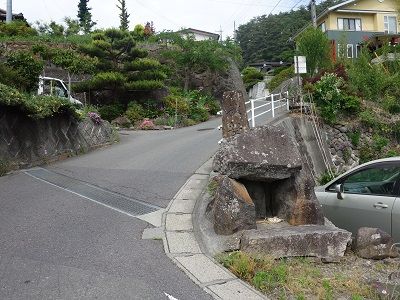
left=0, top=118, right=221, bottom=300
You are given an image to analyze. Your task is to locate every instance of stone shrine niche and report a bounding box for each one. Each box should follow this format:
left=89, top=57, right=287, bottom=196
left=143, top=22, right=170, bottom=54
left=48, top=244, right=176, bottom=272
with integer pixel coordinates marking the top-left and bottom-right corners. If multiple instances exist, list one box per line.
left=212, top=125, right=324, bottom=227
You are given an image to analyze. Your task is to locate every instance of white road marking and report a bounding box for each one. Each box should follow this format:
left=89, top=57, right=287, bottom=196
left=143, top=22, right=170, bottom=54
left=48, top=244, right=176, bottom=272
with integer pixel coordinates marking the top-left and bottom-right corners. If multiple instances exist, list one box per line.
left=164, top=292, right=179, bottom=300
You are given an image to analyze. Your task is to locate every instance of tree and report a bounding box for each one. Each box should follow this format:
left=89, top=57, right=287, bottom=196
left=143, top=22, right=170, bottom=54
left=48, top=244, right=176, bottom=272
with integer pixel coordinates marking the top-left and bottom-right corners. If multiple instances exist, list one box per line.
left=76, top=29, right=166, bottom=101
left=64, top=17, right=81, bottom=36
left=132, top=24, right=145, bottom=41
left=159, top=32, right=229, bottom=91
left=48, top=21, right=65, bottom=37
left=5, top=51, right=44, bottom=92
left=117, top=0, right=130, bottom=31
left=297, top=27, right=332, bottom=76
left=77, top=0, right=96, bottom=34
left=236, top=0, right=341, bottom=64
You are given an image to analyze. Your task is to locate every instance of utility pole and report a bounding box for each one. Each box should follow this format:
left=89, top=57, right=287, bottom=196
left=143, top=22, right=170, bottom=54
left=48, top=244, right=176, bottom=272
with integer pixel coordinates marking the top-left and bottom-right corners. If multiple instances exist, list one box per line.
left=216, top=25, right=223, bottom=42
left=233, top=21, right=236, bottom=42
left=6, top=0, right=12, bottom=23
left=310, top=0, right=317, bottom=28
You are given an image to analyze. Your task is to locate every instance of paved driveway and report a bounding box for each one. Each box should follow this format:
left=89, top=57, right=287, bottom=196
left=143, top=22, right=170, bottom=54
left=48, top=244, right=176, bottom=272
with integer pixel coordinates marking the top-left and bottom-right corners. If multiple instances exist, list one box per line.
left=0, top=118, right=221, bottom=300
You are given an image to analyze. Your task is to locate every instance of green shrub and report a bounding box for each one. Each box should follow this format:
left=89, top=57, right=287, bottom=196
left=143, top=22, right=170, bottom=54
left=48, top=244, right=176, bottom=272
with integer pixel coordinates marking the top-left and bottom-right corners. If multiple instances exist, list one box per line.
left=0, top=61, right=25, bottom=90
left=0, top=83, right=25, bottom=106
left=125, top=102, right=144, bottom=123
left=98, top=104, right=125, bottom=122
left=0, top=21, right=37, bottom=37
left=163, top=94, right=190, bottom=116
left=0, top=83, right=78, bottom=119
left=126, top=58, right=162, bottom=71
left=24, top=95, right=79, bottom=119
left=269, top=66, right=294, bottom=91
left=385, top=149, right=400, bottom=157
left=347, top=130, right=361, bottom=147
left=372, top=134, right=389, bottom=152
left=189, top=105, right=209, bottom=122
left=359, top=144, right=375, bottom=164
left=140, top=99, right=163, bottom=119
left=125, top=80, right=164, bottom=90
left=314, top=73, right=344, bottom=124
left=87, top=72, right=126, bottom=90
left=348, top=51, right=386, bottom=101
left=5, top=51, right=44, bottom=92
left=241, top=67, right=264, bottom=90
left=382, top=94, right=400, bottom=113
left=341, top=95, right=361, bottom=114
left=359, top=110, right=376, bottom=128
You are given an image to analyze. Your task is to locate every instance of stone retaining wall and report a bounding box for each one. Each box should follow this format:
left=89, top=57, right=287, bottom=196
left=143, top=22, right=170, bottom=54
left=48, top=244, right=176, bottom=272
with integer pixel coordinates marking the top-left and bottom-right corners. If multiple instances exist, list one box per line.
left=0, top=107, right=116, bottom=169
left=325, top=124, right=359, bottom=173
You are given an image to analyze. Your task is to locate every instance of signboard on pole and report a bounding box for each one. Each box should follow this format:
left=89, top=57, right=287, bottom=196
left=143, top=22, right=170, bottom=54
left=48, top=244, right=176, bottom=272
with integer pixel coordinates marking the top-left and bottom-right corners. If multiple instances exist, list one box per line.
left=294, top=56, right=307, bottom=74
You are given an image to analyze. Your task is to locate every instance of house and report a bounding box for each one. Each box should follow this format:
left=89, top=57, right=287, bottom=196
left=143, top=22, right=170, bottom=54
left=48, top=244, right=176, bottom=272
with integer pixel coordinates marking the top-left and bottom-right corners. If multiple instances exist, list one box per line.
left=316, top=0, right=399, bottom=59
left=248, top=61, right=291, bottom=72
left=179, top=28, right=220, bottom=41
left=0, top=8, right=25, bottom=22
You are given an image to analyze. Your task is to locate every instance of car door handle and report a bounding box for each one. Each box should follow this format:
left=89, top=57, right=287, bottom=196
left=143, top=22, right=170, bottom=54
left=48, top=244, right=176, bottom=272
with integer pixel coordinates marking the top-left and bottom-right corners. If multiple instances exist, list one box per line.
left=373, top=202, right=388, bottom=209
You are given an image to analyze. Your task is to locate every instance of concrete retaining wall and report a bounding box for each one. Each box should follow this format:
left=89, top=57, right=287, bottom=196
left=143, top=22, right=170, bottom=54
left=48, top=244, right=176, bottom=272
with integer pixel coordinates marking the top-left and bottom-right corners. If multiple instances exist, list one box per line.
left=0, top=107, right=116, bottom=169
left=278, top=116, right=334, bottom=179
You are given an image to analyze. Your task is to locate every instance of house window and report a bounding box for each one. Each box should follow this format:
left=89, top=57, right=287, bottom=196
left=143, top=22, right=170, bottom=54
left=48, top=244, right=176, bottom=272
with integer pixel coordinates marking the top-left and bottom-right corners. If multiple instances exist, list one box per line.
left=347, top=44, right=354, bottom=58
left=384, top=16, right=397, bottom=34
left=337, top=18, right=362, bottom=31
left=319, top=22, right=326, bottom=32
left=356, top=45, right=362, bottom=58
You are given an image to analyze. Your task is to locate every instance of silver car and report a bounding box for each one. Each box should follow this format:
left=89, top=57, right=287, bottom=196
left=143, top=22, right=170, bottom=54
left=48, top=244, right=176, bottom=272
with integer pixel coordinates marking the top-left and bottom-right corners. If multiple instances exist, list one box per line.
left=315, top=157, right=400, bottom=242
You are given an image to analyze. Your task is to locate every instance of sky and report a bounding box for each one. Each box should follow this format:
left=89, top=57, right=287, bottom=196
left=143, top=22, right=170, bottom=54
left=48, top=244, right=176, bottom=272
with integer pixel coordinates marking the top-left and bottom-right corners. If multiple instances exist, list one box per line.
left=4, top=0, right=308, bottom=38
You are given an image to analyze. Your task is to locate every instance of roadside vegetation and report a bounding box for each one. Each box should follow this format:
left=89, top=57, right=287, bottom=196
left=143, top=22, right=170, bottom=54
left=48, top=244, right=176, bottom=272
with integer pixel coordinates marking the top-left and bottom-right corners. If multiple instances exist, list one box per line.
left=241, top=67, right=264, bottom=90
left=299, top=27, right=400, bottom=164
left=0, top=0, right=243, bottom=128
left=218, top=251, right=399, bottom=299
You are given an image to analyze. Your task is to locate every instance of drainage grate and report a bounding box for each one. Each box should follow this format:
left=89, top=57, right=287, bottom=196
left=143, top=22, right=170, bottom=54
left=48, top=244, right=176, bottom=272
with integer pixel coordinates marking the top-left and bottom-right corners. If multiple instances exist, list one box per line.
left=25, top=168, right=161, bottom=216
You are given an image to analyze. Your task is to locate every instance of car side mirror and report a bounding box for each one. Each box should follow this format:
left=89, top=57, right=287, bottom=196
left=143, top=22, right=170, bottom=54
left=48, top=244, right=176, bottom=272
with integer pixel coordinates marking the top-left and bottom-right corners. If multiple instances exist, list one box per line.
left=335, top=184, right=344, bottom=200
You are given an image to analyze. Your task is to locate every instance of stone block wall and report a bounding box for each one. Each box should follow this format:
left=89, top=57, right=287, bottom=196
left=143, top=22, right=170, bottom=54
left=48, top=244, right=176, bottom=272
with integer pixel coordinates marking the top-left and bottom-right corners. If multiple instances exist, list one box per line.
left=0, top=107, right=116, bottom=169
left=325, top=124, right=359, bottom=173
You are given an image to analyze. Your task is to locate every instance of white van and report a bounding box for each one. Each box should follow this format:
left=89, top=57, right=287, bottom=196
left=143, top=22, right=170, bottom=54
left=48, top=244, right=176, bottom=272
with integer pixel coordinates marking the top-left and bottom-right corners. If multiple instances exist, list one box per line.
left=37, top=76, right=83, bottom=106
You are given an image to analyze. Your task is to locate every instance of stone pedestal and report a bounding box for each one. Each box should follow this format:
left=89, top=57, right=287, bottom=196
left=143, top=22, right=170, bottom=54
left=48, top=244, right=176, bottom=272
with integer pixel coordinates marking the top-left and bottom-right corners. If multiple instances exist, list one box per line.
left=221, top=91, right=249, bottom=139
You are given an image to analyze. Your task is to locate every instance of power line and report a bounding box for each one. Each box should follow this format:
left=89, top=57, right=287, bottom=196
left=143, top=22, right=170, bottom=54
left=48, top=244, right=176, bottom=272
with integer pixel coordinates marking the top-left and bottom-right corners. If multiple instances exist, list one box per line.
left=290, top=0, right=307, bottom=11
left=268, top=0, right=285, bottom=15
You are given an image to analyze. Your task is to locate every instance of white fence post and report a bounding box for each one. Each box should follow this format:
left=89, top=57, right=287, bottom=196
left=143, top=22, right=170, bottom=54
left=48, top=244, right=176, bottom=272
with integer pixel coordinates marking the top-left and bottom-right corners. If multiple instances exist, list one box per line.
left=251, top=100, right=255, bottom=128
left=271, top=94, right=275, bottom=118
left=286, top=91, right=290, bottom=111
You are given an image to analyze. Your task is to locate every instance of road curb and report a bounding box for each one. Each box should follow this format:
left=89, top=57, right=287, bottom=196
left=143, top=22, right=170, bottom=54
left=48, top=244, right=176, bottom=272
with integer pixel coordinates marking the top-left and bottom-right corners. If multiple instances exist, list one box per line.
left=162, top=158, right=267, bottom=300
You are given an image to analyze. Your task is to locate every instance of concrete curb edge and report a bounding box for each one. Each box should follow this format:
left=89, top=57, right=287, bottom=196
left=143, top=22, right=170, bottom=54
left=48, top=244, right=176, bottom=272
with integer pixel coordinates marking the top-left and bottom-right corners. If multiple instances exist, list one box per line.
left=161, top=157, right=267, bottom=300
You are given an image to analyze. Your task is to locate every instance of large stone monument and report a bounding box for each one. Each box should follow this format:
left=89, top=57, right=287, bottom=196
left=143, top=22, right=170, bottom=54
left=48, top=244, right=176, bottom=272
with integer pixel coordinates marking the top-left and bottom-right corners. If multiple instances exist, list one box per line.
left=221, top=91, right=249, bottom=139
left=207, top=94, right=352, bottom=259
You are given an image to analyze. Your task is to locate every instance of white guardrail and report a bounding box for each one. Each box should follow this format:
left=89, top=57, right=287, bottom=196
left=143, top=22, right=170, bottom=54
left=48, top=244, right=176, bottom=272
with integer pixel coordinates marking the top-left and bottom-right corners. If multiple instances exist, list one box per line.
left=246, top=91, right=290, bottom=128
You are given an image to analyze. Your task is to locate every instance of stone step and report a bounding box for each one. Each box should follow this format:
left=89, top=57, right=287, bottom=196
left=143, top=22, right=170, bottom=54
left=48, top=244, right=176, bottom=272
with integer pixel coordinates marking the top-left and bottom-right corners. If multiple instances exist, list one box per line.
left=241, top=225, right=352, bottom=260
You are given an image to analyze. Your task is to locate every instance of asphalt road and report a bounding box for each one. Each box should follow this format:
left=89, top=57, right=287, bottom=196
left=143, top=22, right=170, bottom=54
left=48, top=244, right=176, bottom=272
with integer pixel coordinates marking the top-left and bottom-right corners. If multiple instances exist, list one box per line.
left=0, top=117, right=221, bottom=300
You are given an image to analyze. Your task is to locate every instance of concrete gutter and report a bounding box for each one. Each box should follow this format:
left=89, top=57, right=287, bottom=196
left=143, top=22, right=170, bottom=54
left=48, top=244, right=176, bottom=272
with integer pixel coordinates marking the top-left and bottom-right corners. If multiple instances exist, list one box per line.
left=161, top=158, right=267, bottom=300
